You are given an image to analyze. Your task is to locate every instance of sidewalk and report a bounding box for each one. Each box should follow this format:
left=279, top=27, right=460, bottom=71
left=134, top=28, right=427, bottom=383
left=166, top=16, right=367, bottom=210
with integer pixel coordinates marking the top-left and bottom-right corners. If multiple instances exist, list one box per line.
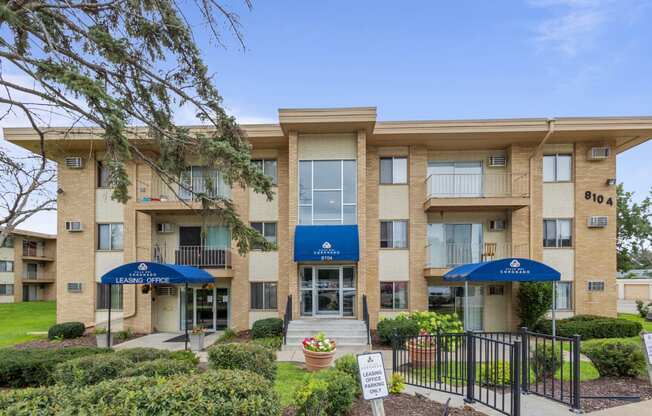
left=589, top=399, right=652, bottom=416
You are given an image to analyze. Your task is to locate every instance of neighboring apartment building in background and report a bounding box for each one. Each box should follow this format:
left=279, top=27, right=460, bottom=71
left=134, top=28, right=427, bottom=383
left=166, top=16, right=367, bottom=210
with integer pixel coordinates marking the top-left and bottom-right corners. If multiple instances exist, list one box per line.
left=0, top=228, right=57, bottom=303
left=4, top=108, right=651, bottom=333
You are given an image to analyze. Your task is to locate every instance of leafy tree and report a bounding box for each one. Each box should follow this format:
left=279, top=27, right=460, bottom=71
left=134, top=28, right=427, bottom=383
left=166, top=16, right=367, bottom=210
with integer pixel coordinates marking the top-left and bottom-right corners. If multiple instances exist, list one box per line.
left=0, top=0, right=271, bottom=253
left=617, top=184, right=652, bottom=271
left=517, top=282, right=553, bottom=328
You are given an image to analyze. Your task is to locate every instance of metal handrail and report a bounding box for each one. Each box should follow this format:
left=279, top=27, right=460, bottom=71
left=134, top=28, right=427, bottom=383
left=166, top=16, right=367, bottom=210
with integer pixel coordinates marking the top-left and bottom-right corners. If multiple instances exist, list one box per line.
left=425, top=172, right=529, bottom=198
left=283, top=295, right=292, bottom=345
left=174, top=245, right=230, bottom=268
left=362, top=295, right=371, bottom=345
left=425, top=242, right=529, bottom=268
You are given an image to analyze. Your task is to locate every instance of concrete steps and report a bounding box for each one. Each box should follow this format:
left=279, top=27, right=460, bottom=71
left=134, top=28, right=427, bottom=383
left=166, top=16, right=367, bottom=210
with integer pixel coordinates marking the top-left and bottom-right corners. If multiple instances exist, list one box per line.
left=283, top=319, right=369, bottom=351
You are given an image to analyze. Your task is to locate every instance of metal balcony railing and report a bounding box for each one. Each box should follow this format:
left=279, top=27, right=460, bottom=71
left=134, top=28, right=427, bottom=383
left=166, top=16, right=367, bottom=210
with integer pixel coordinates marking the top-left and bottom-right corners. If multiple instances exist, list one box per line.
left=138, top=171, right=231, bottom=203
left=22, top=244, right=44, bottom=257
left=172, top=246, right=231, bottom=268
left=22, top=268, right=42, bottom=280
left=425, top=242, right=528, bottom=268
left=425, top=173, right=528, bottom=198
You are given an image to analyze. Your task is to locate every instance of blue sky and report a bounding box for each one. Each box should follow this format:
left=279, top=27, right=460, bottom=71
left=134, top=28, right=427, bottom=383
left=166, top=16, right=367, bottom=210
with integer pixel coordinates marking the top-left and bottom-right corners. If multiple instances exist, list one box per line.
left=2, top=0, right=652, bottom=233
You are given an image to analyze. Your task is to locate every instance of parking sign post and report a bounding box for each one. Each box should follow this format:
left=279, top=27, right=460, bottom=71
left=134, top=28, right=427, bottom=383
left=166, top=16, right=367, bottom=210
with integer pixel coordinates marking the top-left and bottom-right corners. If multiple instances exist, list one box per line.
left=357, top=352, right=389, bottom=416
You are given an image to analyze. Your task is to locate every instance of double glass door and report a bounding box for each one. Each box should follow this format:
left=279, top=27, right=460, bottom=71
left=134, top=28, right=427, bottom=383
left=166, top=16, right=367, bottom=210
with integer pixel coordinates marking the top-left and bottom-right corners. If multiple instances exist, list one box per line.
left=300, top=266, right=356, bottom=317
left=182, top=287, right=228, bottom=331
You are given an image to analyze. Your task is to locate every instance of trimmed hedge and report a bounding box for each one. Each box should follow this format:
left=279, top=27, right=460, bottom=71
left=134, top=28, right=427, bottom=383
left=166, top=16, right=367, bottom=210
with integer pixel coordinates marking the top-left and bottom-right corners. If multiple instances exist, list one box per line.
left=169, top=350, right=200, bottom=366
left=533, top=315, right=642, bottom=340
left=251, top=318, right=283, bottom=339
left=47, top=322, right=85, bottom=340
left=0, top=370, right=282, bottom=416
left=582, top=339, right=646, bottom=377
left=0, top=347, right=110, bottom=388
left=207, top=343, right=276, bottom=381
left=531, top=344, right=561, bottom=378
left=295, top=369, right=357, bottom=416
left=114, top=347, right=171, bottom=362
left=120, top=358, right=195, bottom=378
left=377, top=318, right=419, bottom=345
left=53, top=354, right=132, bottom=387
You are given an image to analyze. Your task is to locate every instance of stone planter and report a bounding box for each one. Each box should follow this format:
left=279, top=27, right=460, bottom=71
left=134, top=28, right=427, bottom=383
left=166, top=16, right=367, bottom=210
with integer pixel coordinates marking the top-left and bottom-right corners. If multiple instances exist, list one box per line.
left=96, top=333, right=112, bottom=348
left=303, top=348, right=337, bottom=371
left=407, top=342, right=436, bottom=366
left=190, top=333, right=205, bottom=351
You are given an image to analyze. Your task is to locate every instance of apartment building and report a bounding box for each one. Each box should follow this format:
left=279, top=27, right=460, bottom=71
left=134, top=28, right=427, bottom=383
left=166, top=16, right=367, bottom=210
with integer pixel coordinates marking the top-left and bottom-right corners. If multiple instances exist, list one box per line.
left=5, top=108, right=651, bottom=333
left=0, top=228, right=57, bottom=303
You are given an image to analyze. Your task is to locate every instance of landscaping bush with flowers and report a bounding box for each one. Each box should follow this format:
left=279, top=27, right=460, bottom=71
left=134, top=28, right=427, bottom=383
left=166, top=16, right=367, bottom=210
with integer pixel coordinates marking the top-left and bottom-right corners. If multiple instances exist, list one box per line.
left=377, top=311, right=463, bottom=346
left=302, top=332, right=336, bottom=352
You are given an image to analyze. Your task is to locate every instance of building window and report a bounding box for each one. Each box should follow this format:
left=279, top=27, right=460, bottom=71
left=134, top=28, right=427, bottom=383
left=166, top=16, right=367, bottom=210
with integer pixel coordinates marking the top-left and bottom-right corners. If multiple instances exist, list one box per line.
left=250, top=282, right=277, bottom=310
left=299, top=160, right=357, bottom=225
left=0, top=261, right=14, bottom=272
left=543, top=154, right=572, bottom=182
left=24, top=263, right=38, bottom=279
left=380, top=220, right=408, bottom=248
left=380, top=157, right=408, bottom=184
left=97, top=223, right=124, bottom=251
left=588, top=281, right=605, bottom=292
left=554, top=282, right=572, bottom=310
left=97, top=161, right=111, bottom=188
left=543, top=219, right=572, bottom=248
left=488, top=285, right=505, bottom=296
left=22, top=240, right=41, bottom=257
left=1, top=236, right=14, bottom=248
left=251, top=222, right=277, bottom=248
left=96, top=283, right=123, bottom=310
left=380, top=281, right=408, bottom=310
left=180, top=166, right=229, bottom=200
left=0, top=284, right=14, bottom=296
left=252, top=159, right=278, bottom=185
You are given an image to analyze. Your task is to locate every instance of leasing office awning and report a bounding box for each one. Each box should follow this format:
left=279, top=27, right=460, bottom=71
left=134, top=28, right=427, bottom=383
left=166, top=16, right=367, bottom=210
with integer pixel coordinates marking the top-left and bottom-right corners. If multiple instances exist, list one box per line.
left=294, top=225, right=360, bottom=262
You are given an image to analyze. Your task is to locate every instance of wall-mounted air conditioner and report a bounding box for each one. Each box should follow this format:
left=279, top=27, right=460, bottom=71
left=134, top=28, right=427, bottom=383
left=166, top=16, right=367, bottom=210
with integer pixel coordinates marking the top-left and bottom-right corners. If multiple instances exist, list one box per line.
left=587, top=216, right=608, bottom=228
left=587, top=147, right=610, bottom=161
left=489, top=219, right=506, bottom=231
left=488, top=155, right=507, bottom=167
left=63, top=156, right=83, bottom=169
left=157, top=223, right=174, bottom=234
left=65, top=220, right=83, bottom=232
left=67, top=282, right=82, bottom=293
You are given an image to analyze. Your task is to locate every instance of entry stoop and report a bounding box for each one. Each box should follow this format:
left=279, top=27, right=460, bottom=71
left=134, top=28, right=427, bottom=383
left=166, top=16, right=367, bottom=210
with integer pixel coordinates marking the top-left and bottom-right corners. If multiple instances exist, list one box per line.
left=283, top=319, right=369, bottom=351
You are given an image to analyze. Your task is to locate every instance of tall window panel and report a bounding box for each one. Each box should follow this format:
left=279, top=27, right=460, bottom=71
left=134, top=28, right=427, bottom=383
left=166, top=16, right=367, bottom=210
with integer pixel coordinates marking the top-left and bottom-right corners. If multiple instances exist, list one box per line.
left=250, top=222, right=277, bottom=249
left=252, top=159, right=278, bottom=185
left=380, top=157, right=408, bottom=184
left=380, top=220, right=409, bottom=248
left=543, top=154, right=572, bottom=182
left=0, top=284, right=14, bottom=296
left=250, top=282, right=278, bottom=310
left=298, top=160, right=357, bottom=225
left=554, top=282, right=572, bottom=310
left=97, top=223, right=124, bottom=250
left=0, top=261, right=14, bottom=272
left=543, top=219, right=572, bottom=248
left=96, top=283, right=123, bottom=310
left=380, top=282, right=408, bottom=310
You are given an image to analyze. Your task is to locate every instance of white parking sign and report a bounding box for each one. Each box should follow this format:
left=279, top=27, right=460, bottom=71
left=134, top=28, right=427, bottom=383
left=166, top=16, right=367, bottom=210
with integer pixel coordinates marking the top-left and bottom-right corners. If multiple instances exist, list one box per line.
left=357, top=352, right=389, bottom=401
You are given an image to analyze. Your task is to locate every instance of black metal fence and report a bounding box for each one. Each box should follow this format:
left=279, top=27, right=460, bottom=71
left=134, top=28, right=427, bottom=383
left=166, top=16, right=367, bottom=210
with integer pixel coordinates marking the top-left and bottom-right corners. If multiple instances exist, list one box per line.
left=392, top=329, right=582, bottom=416
left=282, top=295, right=292, bottom=345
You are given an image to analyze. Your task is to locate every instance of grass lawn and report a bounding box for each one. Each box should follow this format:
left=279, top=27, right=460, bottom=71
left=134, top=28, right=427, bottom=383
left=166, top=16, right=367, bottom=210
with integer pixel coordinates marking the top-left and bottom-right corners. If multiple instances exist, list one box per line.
left=0, top=301, right=56, bottom=347
left=275, top=362, right=308, bottom=407
left=554, top=360, right=600, bottom=382
left=618, top=312, right=652, bottom=332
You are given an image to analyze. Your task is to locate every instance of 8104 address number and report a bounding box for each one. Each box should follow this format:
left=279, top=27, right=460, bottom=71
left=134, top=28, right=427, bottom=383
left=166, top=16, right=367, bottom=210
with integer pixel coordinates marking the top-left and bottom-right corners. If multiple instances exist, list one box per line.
left=585, top=191, right=613, bottom=206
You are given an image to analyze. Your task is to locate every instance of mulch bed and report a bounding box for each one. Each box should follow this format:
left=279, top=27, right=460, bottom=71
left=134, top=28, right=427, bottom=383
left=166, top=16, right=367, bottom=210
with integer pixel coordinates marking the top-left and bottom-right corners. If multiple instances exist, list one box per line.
left=579, top=377, right=652, bottom=413
left=12, top=333, right=145, bottom=350
left=284, top=394, right=488, bottom=416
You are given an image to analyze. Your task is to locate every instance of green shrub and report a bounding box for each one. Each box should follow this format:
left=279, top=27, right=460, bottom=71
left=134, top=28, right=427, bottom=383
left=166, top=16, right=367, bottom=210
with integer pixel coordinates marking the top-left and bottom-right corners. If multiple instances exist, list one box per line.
left=0, top=370, right=282, bottom=416
left=531, top=344, right=561, bottom=378
left=517, top=282, right=553, bottom=328
left=47, top=322, right=86, bottom=340
left=398, top=311, right=464, bottom=334
left=582, top=339, right=646, bottom=377
left=533, top=315, right=642, bottom=339
left=208, top=342, right=276, bottom=381
left=251, top=318, right=284, bottom=339
left=477, top=361, right=511, bottom=386
left=0, top=347, right=110, bottom=388
left=389, top=372, right=406, bottom=394
left=334, top=354, right=361, bottom=395
left=636, top=300, right=652, bottom=318
left=217, top=328, right=238, bottom=343
left=252, top=336, right=283, bottom=350
left=169, top=350, right=199, bottom=366
left=295, top=369, right=357, bottom=416
left=377, top=318, right=420, bottom=345
left=114, top=347, right=171, bottom=362
left=120, top=358, right=195, bottom=378
left=53, top=354, right=131, bottom=387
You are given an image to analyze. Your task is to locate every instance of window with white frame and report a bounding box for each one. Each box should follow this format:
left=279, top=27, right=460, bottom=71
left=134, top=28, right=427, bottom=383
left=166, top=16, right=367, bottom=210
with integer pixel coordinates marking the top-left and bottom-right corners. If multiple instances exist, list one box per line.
left=543, top=154, right=572, bottom=182
left=180, top=166, right=229, bottom=200
left=588, top=281, right=605, bottom=292
left=250, top=282, right=277, bottom=310
left=97, top=223, right=124, bottom=250
left=554, top=282, right=572, bottom=310
left=1, top=236, right=14, bottom=248
left=299, top=160, right=357, bottom=225
left=97, top=161, right=111, bottom=188
left=252, top=159, right=278, bottom=185
left=543, top=219, right=572, bottom=248
left=0, top=284, right=14, bottom=296
left=380, top=220, right=408, bottom=248
left=96, top=283, right=123, bottom=310
left=0, top=261, right=14, bottom=272
left=380, top=157, right=408, bottom=184
left=380, top=281, right=408, bottom=310
left=251, top=222, right=277, bottom=249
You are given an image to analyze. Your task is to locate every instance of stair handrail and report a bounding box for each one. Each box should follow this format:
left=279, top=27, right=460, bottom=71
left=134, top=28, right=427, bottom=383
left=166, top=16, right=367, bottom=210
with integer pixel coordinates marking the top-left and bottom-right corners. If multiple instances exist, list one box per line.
left=283, top=295, right=292, bottom=345
left=362, top=295, right=371, bottom=345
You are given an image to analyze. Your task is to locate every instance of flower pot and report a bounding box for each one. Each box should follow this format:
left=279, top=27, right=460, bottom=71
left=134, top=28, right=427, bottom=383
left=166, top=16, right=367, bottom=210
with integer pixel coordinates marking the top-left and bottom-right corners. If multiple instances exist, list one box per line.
left=190, top=333, right=205, bottom=351
left=407, top=343, right=436, bottom=366
left=303, top=348, right=337, bottom=371
left=96, top=333, right=112, bottom=348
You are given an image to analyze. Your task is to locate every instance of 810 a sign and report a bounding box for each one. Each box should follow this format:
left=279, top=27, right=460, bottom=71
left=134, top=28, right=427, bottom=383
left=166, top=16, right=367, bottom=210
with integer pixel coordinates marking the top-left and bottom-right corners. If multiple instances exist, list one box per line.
left=585, top=191, right=613, bottom=206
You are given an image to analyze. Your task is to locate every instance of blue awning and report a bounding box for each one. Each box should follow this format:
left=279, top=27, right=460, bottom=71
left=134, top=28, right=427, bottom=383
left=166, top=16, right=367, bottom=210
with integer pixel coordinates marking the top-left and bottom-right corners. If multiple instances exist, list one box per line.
left=444, top=258, right=560, bottom=282
left=294, top=225, right=359, bottom=262
left=100, top=262, right=214, bottom=285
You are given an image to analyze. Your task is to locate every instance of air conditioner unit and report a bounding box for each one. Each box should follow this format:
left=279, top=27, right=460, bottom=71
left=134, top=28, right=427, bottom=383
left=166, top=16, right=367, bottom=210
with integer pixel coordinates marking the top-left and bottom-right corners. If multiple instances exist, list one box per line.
left=67, top=282, right=82, bottom=293
left=63, top=156, right=83, bottom=169
left=488, top=155, right=507, bottom=167
left=587, top=216, right=608, bottom=228
left=156, top=223, right=174, bottom=234
left=489, top=219, right=506, bottom=231
left=65, top=220, right=83, bottom=232
left=587, top=147, right=610, bottom=161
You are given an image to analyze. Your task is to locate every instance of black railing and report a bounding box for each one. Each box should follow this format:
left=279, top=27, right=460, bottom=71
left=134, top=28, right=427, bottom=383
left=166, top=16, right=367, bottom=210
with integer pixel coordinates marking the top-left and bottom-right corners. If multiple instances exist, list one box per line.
left=283, top=295, right=292, bottom=345
left=174, top=246, right=230, bottom=268
left=362, top=295, right=371, bottom=345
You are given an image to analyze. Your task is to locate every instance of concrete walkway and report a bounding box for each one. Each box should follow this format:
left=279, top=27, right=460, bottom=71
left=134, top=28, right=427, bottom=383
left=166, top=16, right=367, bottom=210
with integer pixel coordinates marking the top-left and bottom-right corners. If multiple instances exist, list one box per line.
left=589, top=399, right=652, bottom=415
left=114, top=331, right=223, bottom=351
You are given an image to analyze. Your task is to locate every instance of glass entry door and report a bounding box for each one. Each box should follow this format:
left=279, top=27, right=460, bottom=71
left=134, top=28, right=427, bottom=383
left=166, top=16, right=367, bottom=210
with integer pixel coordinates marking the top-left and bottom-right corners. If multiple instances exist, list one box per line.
left=181, top=287, right=229, bottom=331
left=300, top=266, right=356, bottom=317
left=317, top=268, right=340, bottom=315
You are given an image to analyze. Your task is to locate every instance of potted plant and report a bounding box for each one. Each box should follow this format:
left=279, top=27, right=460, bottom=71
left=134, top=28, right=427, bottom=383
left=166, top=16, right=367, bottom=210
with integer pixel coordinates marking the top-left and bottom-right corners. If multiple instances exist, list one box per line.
left=94, top=327, right=112, bottom=348
left=190, top=326, right=205, bottom=351
left=302, top=332, right=336, bottom=371
left=406, top=330, right=436, bottom=365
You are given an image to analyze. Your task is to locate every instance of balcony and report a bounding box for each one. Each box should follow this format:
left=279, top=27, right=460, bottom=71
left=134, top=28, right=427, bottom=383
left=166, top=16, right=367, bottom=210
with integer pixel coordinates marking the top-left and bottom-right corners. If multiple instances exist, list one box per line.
left=22, top=268, right=55, bottom=282
left=424, top=242, right=528, bottom=275
left=22, top=244, right=54, bottom=261
left=424, top=173, right=529, bottom=211
left=153, top=245, right=231, bottom=269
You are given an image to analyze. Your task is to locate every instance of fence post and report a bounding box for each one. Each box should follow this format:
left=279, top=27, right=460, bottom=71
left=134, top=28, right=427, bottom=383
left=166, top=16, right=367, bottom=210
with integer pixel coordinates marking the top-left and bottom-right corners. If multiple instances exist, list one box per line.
left=571, top=334, right=582, bottom=413
left=520, top=327, right=529, bottom=393
left=436, top=331, right=442, bottom=383
left=513, top=340, right=522, bottom=416
left=392, top=330, right=398, bottom=374
left=464, top=331, right=475, bottom=403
